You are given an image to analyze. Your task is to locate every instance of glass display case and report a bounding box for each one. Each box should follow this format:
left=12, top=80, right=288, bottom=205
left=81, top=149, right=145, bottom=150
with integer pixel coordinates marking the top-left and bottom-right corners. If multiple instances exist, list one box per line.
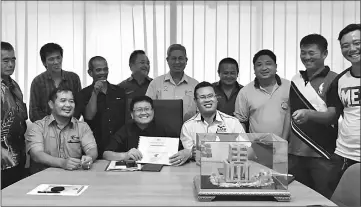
left=193, top=133, right=291, bottom=202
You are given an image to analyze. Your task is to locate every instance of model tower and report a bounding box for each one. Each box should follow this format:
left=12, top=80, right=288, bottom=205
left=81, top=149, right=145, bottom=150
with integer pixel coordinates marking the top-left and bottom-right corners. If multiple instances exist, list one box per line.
left=224, top=143, right=250, bottom=182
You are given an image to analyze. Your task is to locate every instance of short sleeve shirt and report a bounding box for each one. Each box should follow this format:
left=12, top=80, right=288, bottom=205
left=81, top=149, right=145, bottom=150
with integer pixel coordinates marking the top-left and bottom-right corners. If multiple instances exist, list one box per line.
left=327, top=67, right=360, bottom=162
left=180, top=110, right=247, bottom=150
left=118, top=76, right=152, bottom=99
left=25, top=115, right=97, bottom=173
left=234, top=75, right=290, bottom=138
left=145, top=72, right=199, bottom=121
left=212, top=81, right=243, bottom=116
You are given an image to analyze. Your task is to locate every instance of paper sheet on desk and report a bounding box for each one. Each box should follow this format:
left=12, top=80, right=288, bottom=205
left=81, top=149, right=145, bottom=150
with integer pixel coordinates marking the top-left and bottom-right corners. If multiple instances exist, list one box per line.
left=105, top=160, right=141, bottom=171
left=27, top=184, right=88, bottom=196
left=137, top=136, right=179, bottom=165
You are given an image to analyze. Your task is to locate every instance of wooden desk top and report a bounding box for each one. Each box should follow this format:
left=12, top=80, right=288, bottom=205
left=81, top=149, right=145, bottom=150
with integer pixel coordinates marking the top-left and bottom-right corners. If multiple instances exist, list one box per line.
left=1, top=160, right=336, bottom=206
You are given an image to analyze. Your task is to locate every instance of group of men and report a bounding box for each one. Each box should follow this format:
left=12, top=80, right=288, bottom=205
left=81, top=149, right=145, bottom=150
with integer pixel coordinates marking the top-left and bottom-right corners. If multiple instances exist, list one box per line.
left=1, top=23, right=359, bottom=200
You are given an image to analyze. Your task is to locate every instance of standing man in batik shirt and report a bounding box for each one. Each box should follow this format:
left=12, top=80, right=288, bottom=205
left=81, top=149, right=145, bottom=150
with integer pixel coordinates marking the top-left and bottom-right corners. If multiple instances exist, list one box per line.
left=1, top=42, right=28, bottom=189
left=29, top=43, right=82, bottom=122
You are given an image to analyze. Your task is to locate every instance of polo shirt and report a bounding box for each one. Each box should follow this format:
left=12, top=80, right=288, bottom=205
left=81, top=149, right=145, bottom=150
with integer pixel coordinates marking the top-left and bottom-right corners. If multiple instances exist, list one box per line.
left=288, top=66, right=338, bottom=157
left=118, top=75, right=152, bottom=99
left=234, top=75, right=290, bottom=138
left=180, top=110, right=247, bottom=150
left=104, top=120, right=170, bottom=153
left=145, top=72, right=199, bottom=121
left=212, top=81, right=243, bottom=116
left=29, top=70, right=82, bottom=122
left=327, top=67, right=360, bottom=162
left=74, top=82, right=126, bottom=157
left=25, top=115, right=97, bottom=173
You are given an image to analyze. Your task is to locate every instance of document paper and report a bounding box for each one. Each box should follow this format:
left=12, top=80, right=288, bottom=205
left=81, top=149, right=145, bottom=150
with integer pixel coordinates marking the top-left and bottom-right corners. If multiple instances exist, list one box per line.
left=27, top=184, right=88, bottom=196
left=137, top=136, right=179, bottom=165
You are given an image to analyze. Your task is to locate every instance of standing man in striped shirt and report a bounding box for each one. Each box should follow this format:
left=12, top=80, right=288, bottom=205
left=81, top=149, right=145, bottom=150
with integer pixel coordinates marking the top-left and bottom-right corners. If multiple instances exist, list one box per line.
left=29, top=43, right=82, bottom=122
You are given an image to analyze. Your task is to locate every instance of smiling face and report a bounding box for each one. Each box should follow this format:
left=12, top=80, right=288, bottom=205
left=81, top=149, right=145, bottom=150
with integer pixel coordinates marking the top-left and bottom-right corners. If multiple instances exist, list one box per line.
left=300, top=44, right=327, bottom=71
left=89, top=59, right=109, bottom=82
left=219, top=63, right=238, bottom=86
left=43, top=51, right=62, bottom=73
left=1, top=49, right=16, bottom=78
left=167, top=50, right=188, bottom=74
left=49, top=90, right=75, bottom=118
left=195, top=86, right=218, bottom=115
left=131, top=101, right=154, bottom=125
left=340, top=30, right=361, bottom=64
left=253, top=55, right=277, bottom=80
left=130, top=54, right=150, bottom=76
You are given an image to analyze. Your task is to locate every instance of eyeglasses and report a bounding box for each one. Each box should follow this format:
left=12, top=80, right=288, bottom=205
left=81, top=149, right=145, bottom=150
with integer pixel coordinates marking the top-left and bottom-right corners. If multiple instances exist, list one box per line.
left=197, top=93, right=216, bottom=101
left=133, top=107, right=152, bottom=113
left=168, top=56, right=186, bottom=63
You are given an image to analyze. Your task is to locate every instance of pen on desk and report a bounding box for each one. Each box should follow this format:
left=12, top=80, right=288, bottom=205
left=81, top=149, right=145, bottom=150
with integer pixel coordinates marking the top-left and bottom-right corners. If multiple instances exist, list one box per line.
left=76, top=186, right=84, bottom=194
left=37, top=191, right=60, bottom=194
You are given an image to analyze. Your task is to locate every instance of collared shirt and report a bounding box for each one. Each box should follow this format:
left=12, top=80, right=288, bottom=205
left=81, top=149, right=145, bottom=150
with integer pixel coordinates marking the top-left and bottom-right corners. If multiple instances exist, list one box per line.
left=74, top=82, right=126, bottom=157
left=1, top=77, right=28, bottom=170
left=327, top=67, right=360, bottom=162
left=212, top=81, right=243, bottom=116
left=118, top=75, right=152, bottom=99
left=104, top=120, right=169, bottom=152
left=180, top=110, right=246, bottom=150
left=288, top=66, right=338, bottom=157
left=234, top=75, right=290, bottom=138
left=25, top=114, right=97, bottom=174
left=29, top=70, right=82, bottom=122
left=146, top=72, right=199, bottom=121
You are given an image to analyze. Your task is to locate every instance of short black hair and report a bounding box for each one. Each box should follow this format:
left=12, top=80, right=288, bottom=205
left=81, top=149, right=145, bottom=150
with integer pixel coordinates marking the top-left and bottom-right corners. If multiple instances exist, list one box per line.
left=300, top=34, right=328, bottom=52
left=194, top=81, right=215, bottom=98
left=252, top=49, right=277, bottom=65
left=217, top=57, right=239, bottom=74
left=40, top=43, right=63, bottom=64
left=48, top=86, right=75, bottom=103
left=166, top=44, right=187, bottom=58
left=130, top=95, right=154, bottom=112
left=338, top=23, right=361, bottom=41
left=1, top=41, right=14, bottom=51
left=88, top=56, right=107, bottom=71
left=129, top=50, right=146, bottom=66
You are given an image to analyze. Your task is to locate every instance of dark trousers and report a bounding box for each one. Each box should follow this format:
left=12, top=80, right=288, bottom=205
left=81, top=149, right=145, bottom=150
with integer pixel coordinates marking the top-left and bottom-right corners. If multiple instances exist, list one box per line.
left=328, top=153, right=359, bottom=196
left=288, top=154, right=334, bottom=199
left=1, top=164, right=25, bottom=189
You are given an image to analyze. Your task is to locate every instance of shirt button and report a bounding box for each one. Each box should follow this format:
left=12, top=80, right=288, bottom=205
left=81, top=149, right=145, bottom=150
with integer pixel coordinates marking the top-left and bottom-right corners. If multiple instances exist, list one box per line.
left=107, top=108, right=110, bottom=110
left=110, top=131, right=112, bottom=134
left=109, top=119, right=111, bottom=122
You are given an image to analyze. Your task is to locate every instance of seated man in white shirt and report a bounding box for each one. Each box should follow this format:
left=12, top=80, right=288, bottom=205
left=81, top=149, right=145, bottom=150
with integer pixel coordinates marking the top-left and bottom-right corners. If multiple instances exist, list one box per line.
left=169, top=81, right=249, bottom=166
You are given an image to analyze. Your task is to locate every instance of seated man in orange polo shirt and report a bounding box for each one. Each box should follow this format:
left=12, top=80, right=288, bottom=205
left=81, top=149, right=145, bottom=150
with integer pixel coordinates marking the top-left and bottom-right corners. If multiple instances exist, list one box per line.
left=26, top=86, right=98, bottom=174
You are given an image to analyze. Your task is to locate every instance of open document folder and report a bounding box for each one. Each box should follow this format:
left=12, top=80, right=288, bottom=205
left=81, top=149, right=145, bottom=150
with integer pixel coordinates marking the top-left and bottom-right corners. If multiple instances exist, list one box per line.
left=27, top=184, right=88, bottom=196
left=105, top=160, right=142, bottom=172
left=136, top=136, right=179, bottom=165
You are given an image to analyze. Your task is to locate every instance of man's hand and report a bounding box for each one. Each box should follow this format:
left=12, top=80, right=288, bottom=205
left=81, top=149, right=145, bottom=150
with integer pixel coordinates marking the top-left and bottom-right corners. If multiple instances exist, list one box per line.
left=292, top=109, right=310, bottom=125
left=1, top=149, right=15, bottom=167
left=61, top=157, right=81, bottom=171
left=81, top=155, right=93, bottom=170
left=126, top=148, right=143, bottom=161
left=93, top=80, right=106, bottom=95
left=169, top=149, right=191, bottom=166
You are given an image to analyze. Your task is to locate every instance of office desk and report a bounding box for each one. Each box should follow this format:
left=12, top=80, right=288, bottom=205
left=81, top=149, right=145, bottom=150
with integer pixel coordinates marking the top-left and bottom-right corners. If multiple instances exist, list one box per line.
left=1, top=160, right=336, bottom=206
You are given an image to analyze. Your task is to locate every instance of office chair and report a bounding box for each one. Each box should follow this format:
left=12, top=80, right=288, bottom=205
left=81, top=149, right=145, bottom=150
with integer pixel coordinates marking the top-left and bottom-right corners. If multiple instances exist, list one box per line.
left=331, top=163, right=360, bottom=207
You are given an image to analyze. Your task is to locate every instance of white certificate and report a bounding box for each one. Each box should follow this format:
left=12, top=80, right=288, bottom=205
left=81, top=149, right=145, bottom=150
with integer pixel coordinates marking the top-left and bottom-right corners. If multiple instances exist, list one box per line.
left=137, top=136, right=179, bottom=165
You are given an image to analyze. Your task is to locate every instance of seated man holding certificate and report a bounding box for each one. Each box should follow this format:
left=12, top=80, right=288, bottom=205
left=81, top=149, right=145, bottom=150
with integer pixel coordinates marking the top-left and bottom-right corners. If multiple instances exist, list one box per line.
left=170, top=81, right=250, bottom=166
left=26, top=87, right=98, bottom=174
left=103, top=96, right=171, bottom=161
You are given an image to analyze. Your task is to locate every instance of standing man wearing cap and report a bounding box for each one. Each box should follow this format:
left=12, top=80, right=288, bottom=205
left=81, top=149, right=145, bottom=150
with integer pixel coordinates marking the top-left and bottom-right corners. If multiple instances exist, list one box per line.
left=74, top=56, right=126, bottom=158
left=146, top=44, right=199, bottom=122
left=234, top=49, right=291, bottom=140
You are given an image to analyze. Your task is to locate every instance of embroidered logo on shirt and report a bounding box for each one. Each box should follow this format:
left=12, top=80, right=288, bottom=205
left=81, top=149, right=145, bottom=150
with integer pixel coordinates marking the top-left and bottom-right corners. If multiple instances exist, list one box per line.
left=318, top=83, right=324, bottom=95
left=67, top=135, right=80, bottom=143
left=164, top=86, right=168, bottom=91
left=281, top=102, right=288, bottom=110
left=216, top=125, right=227, bottom=133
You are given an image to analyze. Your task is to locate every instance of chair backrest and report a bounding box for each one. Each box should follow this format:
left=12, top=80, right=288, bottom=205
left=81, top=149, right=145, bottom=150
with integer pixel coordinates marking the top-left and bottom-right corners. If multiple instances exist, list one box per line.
left=331, top=163, right=360, bottom=207
left=126, top=98, right=184, bottom=150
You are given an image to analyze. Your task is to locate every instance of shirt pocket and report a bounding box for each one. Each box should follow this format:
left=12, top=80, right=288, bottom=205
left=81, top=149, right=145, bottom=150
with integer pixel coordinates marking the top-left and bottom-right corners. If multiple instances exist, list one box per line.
left=66, top=135, right=82, bottom=158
